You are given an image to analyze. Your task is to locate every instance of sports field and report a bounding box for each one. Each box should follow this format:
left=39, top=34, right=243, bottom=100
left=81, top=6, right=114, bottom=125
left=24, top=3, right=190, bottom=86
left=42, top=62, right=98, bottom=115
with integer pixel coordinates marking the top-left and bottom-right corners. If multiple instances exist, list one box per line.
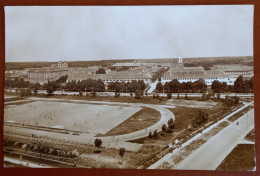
left=4, top=101, right=142, bottom=134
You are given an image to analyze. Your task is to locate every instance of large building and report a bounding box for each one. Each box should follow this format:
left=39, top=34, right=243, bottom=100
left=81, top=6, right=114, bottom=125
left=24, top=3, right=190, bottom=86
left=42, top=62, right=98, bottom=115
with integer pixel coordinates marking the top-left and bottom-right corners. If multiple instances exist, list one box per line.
left=27, top=61, right=68, bottom=84
left=161, top=57, right=239, bottom=86
left=161, top=70, right=236, bottom=85
left=5, top=70, right=28, bottom=81
left=211, top=65, right=253, bottom=78
left=67, top=71, right=152, bottom=85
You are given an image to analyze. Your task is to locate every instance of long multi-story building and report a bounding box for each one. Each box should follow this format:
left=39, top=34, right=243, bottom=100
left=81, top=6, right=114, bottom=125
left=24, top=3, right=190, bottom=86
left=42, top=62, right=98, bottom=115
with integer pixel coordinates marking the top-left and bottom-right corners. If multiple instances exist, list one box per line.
left=27, top=61, right=68, bottom=84
left=211, top=65, right=253, bottom=77
left=161, top=57, right=248, bottom=86
left=67, top=71, right=152, bottom=85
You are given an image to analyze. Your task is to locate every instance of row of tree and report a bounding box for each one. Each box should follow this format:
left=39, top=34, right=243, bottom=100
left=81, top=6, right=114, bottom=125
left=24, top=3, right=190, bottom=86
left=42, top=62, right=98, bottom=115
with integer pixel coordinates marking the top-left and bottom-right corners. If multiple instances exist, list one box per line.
left=156, top=78, right=207, bottom=93
left=65, top=79, right=105, bottom=92
left=211, top=76, right=253, bottom=93
left=108, top=80, right=146, bottom=93
left=156, top=76, right=254, bottom=93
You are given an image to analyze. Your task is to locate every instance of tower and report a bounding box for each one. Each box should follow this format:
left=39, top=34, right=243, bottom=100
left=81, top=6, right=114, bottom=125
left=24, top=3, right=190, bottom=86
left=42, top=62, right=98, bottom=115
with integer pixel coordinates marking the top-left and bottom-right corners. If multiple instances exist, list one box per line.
left=178, top=57, right=183, bottom=63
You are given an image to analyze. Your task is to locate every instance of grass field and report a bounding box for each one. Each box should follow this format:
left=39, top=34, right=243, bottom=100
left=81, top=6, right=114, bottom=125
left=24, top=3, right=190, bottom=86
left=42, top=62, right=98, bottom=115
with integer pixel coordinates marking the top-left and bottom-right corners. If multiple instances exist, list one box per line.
left=216, top=144, right=255, bottom=171
left=4, top=101, right=141, bottom=134
left=99, top=107, right=161, bottom=136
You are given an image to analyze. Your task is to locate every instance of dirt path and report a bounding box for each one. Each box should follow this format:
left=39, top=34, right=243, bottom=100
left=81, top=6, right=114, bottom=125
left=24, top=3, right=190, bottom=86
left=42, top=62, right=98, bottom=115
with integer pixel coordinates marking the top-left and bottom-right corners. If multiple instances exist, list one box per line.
left=175, top=108, right=254, bottom=170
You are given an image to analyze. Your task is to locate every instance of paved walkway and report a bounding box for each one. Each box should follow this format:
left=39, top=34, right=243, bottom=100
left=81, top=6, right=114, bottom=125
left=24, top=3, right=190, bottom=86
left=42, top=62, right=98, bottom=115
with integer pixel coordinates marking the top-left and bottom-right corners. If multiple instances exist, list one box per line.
left=147, top=80, right=158, bottom=94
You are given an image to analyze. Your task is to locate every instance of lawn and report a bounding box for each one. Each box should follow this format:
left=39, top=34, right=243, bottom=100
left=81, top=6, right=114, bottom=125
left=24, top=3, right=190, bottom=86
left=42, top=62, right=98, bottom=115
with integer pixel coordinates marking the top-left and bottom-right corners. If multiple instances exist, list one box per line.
left=216, top=144, right=255, bottom=171
left=99, top=107, right=161, bottom=136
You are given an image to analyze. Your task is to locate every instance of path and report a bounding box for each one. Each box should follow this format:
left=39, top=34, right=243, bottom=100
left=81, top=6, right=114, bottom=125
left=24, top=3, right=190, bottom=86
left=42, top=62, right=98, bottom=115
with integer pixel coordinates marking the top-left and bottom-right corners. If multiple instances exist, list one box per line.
left=175, top=109, right=254, bottom=170
left=148, top=101, right=254, bottom=169
left=4, top=156, right=51, bottom=168
left=147, top=80, right=158, bottom=94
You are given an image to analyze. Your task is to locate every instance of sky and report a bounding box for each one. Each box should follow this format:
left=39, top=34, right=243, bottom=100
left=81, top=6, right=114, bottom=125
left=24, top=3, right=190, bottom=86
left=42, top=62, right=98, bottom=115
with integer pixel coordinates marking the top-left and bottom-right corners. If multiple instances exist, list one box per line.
left=5, top=5, right=254, bottom=62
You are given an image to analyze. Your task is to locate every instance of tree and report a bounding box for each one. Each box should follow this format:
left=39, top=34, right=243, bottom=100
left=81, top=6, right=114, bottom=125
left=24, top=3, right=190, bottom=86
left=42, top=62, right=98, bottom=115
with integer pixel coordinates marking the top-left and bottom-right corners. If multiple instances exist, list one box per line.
left=168, top=79, right=180, bottom=93
left=234, top=75, right=245, bottom=93
left=211, top=80, right=222, bottom=93
left=192, top=111, right=209, bottom=128
left=148, top=132, right=153, bottom=138
left=33, top=82, right=41, bottom=95
left=234, top=96, right=240, bottom=105
left=167, top=93, right=172, bottom=99
left=135, top=90, right=143, bottom=99
left=46, top=81, right=57, bottom=95
left=156, top=82, right=163, bottom=92
left=217, top=92, right=221, bottom=100
left=185, top=92, right=188, bottom=100
left=162, top=124, right=167, bottom=132
left=20, top=88, right=32, bottom=97
left=168, top=118, right=175, bottom=129
left=96, top=68, right=106, bottom=74
left=94, top=138, right=102, bottom=148
left=193, top=79, right=207, bottom=93
left=153, top=130, right=158, bottom=139
left=244, top=76, right=254, bottom=93
left=183, top=81, right=193, bottom=93
left=119, top=148, right=125, bottom=157
left=201, top=92, right=206, bottom=99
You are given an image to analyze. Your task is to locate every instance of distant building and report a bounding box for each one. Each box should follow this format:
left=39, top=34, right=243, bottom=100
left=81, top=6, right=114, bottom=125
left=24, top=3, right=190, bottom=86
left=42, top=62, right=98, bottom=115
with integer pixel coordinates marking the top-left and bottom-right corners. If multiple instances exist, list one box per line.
left=51, top=61, right=68, bottom=69
left=111, top=61, right=156, bottom=70
left=211, top=65, right=253, bottom=78
left=161, top=70, right=236, bottom=86
left=67, top=71, right=151, bottom=85
left=169, top=57, right=205, bottom=72
left=162, top=57, right=239, bottom=85
left=5, top=70, right=28, bottom=81
left=27, top=61, right=68, bottom=84
left=27, top=68, right=68, bottom=84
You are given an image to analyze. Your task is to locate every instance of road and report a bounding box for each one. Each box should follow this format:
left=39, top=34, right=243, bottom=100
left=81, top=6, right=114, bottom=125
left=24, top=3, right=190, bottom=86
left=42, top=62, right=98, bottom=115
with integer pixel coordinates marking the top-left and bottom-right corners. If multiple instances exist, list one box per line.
left=148, top=101, right=254, bottom=169
left=175, top=108, right=254, bottom=170
left=4, top=89, right=254, bottom=98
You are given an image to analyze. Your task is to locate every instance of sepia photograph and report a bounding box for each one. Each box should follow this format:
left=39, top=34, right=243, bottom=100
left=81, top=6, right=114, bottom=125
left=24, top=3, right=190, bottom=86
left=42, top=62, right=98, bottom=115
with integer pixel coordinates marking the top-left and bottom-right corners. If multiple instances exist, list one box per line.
left=3, top=5, right=255, bottom=170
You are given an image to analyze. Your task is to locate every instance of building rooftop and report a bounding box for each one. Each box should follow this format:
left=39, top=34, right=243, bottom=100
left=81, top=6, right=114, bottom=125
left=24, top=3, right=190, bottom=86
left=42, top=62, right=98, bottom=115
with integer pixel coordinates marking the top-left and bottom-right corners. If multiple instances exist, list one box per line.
left=211, top=65, right=253, bottom=72
left=68, top=72, right=151, bottom=81
left=162, top=70, right=227, bottom=79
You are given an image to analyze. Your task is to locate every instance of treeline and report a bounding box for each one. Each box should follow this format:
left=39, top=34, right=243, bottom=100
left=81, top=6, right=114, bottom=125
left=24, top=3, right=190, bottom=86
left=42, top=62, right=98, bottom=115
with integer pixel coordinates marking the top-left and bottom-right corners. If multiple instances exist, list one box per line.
left=183, top=59, right=253, bottom=71
left=64, top=79, right=105, bottom=92
left=156, top=78, right=207, bottom=93
left=108, top=80, right=146, bottom=92
left=5, top=62, right=55, bottom=70
left=5, top=78, right=41, bottom=96
left=69, top=59, right=134, bottom=68
left=156, top=76, right=254, bottom=93
left=211, top=76, right=253, bottom=93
